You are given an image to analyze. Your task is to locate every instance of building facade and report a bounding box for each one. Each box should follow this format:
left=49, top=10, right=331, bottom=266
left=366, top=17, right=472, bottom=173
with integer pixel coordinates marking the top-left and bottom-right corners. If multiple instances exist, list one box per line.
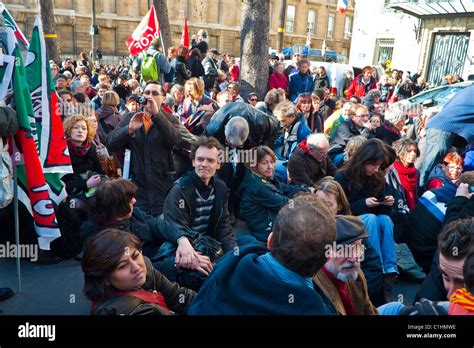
left=4, top=0, right=354, bottom=62
left=350, top=0, right=474, bottom=86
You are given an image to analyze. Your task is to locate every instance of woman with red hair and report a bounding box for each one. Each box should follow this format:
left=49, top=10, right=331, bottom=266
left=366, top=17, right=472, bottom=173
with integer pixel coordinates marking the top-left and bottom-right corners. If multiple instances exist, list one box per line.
left=426, top=152, right=464, bottom=190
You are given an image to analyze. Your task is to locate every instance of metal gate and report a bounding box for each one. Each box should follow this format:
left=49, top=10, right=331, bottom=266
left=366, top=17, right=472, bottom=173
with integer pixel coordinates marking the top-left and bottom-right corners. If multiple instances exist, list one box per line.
left=427, top=32, right=470, bottom=87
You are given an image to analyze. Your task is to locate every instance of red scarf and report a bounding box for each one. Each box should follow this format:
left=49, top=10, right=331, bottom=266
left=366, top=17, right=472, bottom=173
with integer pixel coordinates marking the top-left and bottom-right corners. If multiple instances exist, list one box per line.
left=67, top=137, right=91, bottom=157
left=298, top=140, right=311, bottom=154
left=117, top=290, right=170, bottom=311
left=323, top=266, right=355, bottom=315
left=393, top=161, right=418, bottom=210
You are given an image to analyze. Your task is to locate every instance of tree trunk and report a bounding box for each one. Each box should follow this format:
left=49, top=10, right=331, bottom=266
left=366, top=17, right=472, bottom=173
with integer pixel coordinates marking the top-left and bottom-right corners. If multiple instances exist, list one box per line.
left=153, top=0, right=172, bottom=53
left=239, top=0, right=269, bottom=100
left=37, top=0, right=61, bottom=63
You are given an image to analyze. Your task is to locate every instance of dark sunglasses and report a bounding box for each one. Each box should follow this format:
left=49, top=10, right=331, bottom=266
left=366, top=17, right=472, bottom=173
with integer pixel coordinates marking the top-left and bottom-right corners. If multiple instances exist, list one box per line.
left=143, top=90, right=161, bottom=96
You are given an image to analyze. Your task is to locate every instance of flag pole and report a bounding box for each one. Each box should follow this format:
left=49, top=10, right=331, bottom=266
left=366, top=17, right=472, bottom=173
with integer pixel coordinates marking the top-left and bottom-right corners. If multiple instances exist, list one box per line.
left=13, top=147, right=22, bottom=293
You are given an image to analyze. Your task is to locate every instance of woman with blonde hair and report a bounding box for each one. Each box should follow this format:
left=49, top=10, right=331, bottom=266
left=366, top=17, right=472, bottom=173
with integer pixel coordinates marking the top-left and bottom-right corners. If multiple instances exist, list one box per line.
left=180, top=77, right=217, bottom=134
left=97, top=90, right=122, bottom=140
left=314, top=177, right=352, bottom=215
left=333, top=135, right=367, bottom=168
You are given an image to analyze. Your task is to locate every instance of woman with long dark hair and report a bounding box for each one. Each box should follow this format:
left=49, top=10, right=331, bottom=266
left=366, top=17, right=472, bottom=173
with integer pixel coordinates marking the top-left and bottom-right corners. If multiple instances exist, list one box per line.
left=386, top=138, right=420, bottom=213
left=335, top=138, right=398, bottom=277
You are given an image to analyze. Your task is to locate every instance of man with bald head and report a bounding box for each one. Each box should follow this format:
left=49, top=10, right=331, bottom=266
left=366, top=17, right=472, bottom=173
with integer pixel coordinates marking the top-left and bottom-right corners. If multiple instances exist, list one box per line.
left=288, top=133, right=337, bottom=186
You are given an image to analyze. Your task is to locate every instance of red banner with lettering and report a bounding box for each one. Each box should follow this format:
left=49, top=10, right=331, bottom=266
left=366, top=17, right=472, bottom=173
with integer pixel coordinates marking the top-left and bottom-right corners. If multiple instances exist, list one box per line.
left=126, top=4, right=161, bottom=56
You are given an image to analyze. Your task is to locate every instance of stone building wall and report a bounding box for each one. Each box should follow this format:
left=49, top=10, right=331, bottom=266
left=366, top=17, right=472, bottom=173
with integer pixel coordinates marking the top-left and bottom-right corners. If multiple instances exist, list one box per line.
left=4, top=0, right=353, bottom=61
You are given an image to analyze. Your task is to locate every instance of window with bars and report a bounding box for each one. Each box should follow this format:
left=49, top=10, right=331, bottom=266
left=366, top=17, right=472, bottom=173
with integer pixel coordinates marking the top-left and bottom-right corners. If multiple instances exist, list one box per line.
left=374, top=38, right=395, bottom=65
left=286, top=5, right=296, bottom=33
left=307, top=10, right=316, bottom=35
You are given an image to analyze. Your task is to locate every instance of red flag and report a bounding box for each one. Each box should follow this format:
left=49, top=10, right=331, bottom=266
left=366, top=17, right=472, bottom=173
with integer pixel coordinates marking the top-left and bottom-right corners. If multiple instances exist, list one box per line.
left=181, top=17, right=189, bottom=48
left=126, top=4, right=160, bottom=56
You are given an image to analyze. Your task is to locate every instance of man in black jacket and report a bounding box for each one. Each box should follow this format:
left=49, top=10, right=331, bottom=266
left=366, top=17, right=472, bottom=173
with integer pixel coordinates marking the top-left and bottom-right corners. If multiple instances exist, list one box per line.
left=106, top=81, right=182, bottom=216
left=329, top=104, right=372, bottom=160
left=164, top=136, right=237, bottom=254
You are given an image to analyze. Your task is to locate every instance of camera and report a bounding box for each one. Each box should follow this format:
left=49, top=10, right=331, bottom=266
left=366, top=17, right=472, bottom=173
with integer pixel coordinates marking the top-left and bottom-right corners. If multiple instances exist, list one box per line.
left=138, top=96, right=148, bottom=106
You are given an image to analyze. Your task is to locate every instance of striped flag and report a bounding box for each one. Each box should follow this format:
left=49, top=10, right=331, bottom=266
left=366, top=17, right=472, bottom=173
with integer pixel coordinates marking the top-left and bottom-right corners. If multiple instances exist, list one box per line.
left=337, top=0, right=348, bottom=14
left=25, top=17, right=72, bottom=204
left=2, top=22, right=62, bottom=250
left=0, top=2, right=29, bottom=50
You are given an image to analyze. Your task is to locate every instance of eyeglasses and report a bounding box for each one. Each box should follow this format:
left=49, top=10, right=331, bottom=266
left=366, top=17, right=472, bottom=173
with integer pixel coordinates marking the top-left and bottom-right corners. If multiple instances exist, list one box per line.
left=249, top=98, right=258, bottom=101
left=311, top=148, right=328, bottom=156
left=144, top=90, right=161, bottom=96
left=355, top=113, right=369, bottom=118
left=446, top=164, right=462, bottom=171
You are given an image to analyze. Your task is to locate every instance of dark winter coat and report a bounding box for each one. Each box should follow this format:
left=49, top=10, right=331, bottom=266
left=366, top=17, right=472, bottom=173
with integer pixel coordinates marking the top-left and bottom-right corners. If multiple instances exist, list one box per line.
left=289, top=71, right=315, bottom=102
left=204, top=102, right=282, bottom=149
left=97, top=104, right=122, bottom=139
left=237, top=170, right=308, bottom=242
left=334, top=170, right=391, bottom=216
left=92, top=256, right=196, bottom=315
left=80, top=207, right=188, bottom=259
left=329, top=118, right=372, bottom=151
left=415, top=195, right=474, bottom=302
left=288, top=141, right=337, bottom=186
left=62, top=142, right=103, bottom=195
left=163, top=171, right=237, bottom=252
left=202, top=56, right=219, bottom=90
left=186, top=52, right=205, bottom=78
left=171, top=56, right=191, bottom=86
left=105, top=107, right=182, bottom=216
left=375, top=124, right=402, bottom=146
left=187, top=241, right=337, bottom=315
left=314, top=74, right=330, bottom=90
left=404, top=184, right=457, bottom=272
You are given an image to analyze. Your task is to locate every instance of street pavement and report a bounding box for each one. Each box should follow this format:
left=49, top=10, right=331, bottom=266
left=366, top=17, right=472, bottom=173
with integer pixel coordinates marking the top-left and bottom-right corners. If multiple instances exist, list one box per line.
left=0, top=220, right=422, bottom=315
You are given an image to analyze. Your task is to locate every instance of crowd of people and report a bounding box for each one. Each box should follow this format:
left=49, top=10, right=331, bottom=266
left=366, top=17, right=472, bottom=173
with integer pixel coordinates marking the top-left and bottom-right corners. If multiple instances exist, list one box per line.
left=1, top=30, right=473, bottom=317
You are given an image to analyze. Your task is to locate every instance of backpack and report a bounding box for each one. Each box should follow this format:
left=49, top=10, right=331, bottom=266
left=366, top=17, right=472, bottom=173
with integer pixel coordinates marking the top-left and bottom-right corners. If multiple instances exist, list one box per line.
left=141, top=51, right=159, bottom=82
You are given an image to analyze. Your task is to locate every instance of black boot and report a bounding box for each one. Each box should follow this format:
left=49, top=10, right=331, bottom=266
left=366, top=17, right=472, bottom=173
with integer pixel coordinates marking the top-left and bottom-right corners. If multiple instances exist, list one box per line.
left=33, top=249, right=62, bottom=265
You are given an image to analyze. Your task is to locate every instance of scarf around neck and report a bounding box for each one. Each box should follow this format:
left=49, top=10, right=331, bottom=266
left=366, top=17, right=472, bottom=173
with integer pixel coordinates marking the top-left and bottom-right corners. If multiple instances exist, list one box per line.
left=393, top=160, right=417, bottom=210
left=67, top=137, right=91, bottom=157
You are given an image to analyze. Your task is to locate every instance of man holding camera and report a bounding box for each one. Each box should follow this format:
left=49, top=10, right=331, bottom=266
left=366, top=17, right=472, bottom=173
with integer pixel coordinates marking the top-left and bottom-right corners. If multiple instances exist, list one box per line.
left=106, top=81, right=182, bottom=217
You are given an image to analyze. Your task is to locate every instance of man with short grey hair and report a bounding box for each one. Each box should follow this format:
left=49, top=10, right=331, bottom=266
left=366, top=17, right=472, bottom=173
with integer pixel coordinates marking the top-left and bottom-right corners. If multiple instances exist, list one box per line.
left=224, top=116, right=250, bottom=148
left=288, top=133, right=336, bottom=186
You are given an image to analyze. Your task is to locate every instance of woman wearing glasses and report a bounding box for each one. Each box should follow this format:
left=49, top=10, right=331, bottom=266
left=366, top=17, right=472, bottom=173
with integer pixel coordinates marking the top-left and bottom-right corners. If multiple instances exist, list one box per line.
left=426, top=152, right=464, bottom=191
left=246, top=93, right=258, bottom=107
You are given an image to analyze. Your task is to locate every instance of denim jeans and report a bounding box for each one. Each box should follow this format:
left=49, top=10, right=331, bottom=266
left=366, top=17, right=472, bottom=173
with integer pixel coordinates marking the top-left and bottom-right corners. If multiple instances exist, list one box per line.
left=378, top=302, right=405, bottom=315
left=359, top=214, right=398, bottom=274
left=418, top=128, right=455, bottom=188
